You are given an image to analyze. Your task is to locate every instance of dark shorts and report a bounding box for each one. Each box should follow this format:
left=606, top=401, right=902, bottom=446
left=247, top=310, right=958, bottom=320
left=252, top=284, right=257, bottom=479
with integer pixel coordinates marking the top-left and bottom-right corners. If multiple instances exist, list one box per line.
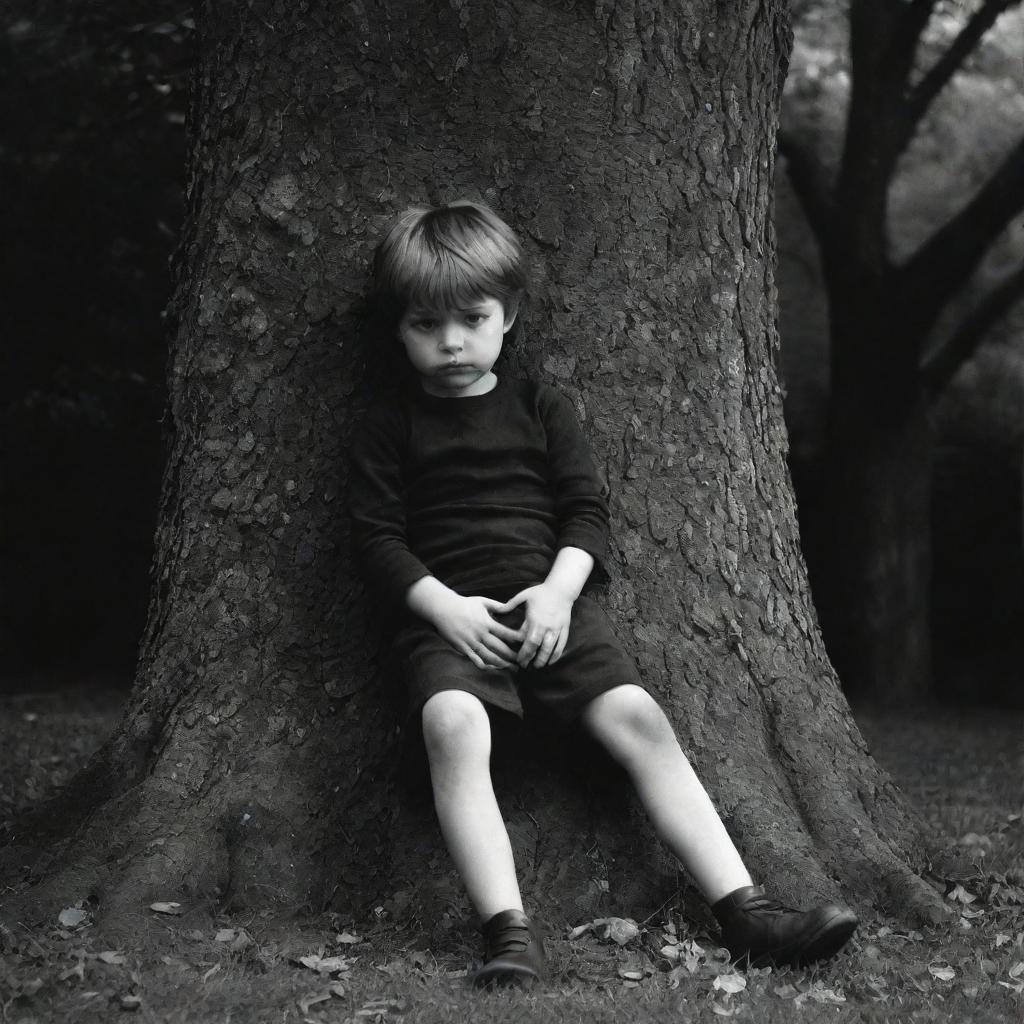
left=390, top=595, right=644, bottom=725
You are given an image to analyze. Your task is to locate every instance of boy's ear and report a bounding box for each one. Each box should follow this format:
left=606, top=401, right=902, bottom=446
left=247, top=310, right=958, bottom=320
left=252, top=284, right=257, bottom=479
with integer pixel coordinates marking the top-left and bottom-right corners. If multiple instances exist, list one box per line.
left=503, top=300, right=520, bottom=334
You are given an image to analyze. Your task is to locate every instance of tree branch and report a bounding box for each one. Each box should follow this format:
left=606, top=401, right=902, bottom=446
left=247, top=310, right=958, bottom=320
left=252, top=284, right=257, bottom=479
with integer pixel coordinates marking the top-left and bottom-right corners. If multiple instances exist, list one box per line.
left=890, top=0, right=940, bottom=72
left=777, top=130, right=835, bottom=248
left=898, top=133, right=1024, bottom=320
left=922, top=260, right=1024, bottom=396
left=904, top=0, right=1021, bottom=135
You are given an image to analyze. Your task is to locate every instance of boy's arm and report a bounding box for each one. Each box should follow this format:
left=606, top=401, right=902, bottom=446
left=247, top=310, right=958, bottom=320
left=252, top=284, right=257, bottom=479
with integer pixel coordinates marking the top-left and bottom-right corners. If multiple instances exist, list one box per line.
left=538, top=387, right=611, bottom=579
left=494, top=387, right=611, bottom=669
left=349, top=404, right=432, bottom=612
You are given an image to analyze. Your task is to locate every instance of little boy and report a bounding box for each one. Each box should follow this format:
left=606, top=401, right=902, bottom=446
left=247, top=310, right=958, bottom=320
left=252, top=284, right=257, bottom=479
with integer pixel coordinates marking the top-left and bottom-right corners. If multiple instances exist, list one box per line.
left=350, top=200, right=857, bottom=987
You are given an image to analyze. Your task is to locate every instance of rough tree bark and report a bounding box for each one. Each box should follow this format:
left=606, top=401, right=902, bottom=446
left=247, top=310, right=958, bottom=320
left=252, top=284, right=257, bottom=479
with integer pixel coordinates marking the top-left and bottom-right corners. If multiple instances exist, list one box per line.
left=1, top=0, right=949, bottom=941
left=780, top=0, right=1024, bottom=703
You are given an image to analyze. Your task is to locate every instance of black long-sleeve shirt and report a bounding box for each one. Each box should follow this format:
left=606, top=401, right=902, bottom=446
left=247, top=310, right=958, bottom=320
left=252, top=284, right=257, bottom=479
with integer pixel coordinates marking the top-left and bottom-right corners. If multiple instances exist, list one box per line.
left=349, top=376, right=609, bottom=614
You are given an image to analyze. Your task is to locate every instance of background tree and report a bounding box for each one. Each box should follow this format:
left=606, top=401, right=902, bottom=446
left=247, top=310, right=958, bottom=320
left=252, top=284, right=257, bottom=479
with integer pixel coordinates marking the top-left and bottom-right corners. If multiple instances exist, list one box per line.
left=3, top=0, right=948, bottom=940
left=779, top=0, right=1024, bottom=703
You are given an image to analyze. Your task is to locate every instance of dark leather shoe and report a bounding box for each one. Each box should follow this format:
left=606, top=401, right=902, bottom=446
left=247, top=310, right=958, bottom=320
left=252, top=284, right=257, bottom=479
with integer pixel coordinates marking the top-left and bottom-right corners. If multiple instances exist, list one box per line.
left=712, top=885, right=858, bottom=968
left=473, top=909, right=545, bottom=987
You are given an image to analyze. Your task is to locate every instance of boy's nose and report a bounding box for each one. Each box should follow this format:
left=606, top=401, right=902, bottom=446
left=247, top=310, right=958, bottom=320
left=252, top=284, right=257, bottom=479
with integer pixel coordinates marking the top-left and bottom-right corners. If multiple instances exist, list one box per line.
left=438, top=325, right=464, bottom=353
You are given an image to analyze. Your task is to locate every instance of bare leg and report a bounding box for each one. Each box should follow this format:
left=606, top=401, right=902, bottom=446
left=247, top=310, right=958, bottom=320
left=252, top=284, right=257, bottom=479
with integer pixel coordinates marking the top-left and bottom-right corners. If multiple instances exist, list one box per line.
left=421, top=690, right=523, bottom=919
left=581, top=684, right=752, bottom=903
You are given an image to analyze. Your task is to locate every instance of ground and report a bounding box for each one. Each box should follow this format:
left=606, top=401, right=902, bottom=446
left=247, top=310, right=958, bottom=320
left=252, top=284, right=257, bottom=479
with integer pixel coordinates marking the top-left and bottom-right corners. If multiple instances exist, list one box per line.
left=1, top=682, right=1022, bottom=1023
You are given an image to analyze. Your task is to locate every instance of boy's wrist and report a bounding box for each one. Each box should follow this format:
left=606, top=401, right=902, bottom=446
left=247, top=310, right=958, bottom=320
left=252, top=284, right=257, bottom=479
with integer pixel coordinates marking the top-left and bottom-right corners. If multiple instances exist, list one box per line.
left=405, top=575, right=459, bottom=625
left=542, top=546, right=594, bottom=603
left=540, top=577, right=581, bottom=603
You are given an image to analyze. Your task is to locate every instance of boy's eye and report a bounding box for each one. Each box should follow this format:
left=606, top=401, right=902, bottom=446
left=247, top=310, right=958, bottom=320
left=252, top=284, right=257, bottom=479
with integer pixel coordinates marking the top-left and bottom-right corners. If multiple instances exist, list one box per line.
left=413, top=318, right=436, bottom=330
left=464, top=314, right=484, bottom=325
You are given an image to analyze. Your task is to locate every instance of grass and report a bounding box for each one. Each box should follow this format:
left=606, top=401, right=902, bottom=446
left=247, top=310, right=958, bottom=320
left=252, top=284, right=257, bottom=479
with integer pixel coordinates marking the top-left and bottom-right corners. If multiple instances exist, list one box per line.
left=1, top=686, right=1022, bottom=1023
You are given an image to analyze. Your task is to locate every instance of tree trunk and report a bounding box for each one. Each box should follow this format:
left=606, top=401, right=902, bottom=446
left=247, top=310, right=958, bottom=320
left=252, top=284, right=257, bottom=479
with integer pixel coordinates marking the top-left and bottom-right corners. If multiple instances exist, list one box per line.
left=818, top=294, right=934, bottom=703
left=1, top=0, right=948, bottom=939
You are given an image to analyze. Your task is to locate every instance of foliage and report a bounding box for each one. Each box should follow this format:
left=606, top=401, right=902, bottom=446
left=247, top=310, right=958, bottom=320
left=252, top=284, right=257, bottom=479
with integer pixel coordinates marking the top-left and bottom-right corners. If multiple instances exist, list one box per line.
left=2, top=690, right=1022, bottom=1022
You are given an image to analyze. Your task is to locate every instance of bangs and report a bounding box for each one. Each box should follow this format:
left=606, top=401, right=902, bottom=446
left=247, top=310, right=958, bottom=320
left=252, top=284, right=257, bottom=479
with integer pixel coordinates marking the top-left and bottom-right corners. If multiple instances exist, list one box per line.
left=374, top=202, right=527, bottom=318
left=389, top=239, right=499, bottom=312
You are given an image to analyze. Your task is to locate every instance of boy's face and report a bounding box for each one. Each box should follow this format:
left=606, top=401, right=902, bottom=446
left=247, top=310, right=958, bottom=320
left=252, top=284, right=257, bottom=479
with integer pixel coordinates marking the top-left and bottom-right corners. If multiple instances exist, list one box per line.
left=397, top=296, right=516, bottom=398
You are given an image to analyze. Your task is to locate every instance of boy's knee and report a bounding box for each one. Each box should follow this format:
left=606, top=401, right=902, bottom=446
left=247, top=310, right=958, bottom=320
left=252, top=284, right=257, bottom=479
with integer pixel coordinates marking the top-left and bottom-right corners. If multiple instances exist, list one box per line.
left=421, top=690, right=490, bottom=757
left=586, top=685, right=676, bottom=751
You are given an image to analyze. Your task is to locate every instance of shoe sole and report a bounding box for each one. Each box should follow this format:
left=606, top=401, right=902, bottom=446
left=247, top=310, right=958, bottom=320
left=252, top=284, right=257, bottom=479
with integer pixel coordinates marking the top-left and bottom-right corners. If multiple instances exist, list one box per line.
left=472, top=962, right=542, bottom=989
left=747, top=909, right=859, bottom=969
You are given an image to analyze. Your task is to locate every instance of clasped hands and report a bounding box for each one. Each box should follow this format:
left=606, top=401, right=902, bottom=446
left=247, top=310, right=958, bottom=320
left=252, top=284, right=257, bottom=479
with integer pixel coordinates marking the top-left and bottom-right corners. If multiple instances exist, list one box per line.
left=433, top=583, right=573, bottom=671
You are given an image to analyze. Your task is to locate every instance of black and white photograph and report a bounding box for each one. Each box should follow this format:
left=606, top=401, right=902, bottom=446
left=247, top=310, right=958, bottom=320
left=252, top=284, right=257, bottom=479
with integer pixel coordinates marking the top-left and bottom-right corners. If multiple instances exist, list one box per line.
left=2, top=1, right=1022, bottom=1020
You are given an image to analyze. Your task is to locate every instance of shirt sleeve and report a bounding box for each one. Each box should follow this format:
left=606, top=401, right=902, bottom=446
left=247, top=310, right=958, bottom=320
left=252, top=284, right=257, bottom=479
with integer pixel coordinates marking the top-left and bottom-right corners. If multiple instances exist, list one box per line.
left=348, top=400, right=432, bottom=613
left=537, top=385, right=611, bottom=581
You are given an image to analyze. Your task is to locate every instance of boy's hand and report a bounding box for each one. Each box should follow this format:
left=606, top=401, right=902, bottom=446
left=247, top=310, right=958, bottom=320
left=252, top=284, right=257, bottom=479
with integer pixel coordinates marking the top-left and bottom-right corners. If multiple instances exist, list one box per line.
left=406, top=577, right=521, bottom=670
left=431, top=592, right=523, bottom=670
left=497, top=583, right=574, bottom=668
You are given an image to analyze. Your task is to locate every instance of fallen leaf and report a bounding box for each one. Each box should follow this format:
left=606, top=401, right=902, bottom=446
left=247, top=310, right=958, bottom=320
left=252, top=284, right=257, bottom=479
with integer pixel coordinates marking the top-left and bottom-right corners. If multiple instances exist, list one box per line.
left=97, top=951, right=126, bottom=965
left=711, top=1001, right=737, bottom=1016
left=569, top=916, right=639, bottom=945
left=336, top=931, right=361, bottom=944
left=806, top=984, right=846, bottom=1004
left=714, top=972, right=747, bottom=994
left=201, top=964, right=220, bottom=983
left=58, top=907, right=88, bottom=928
left=355, top=998, right=405, bottom=1017
left=669, top=964, right=695, bottom=988
left=149, top=902, right=183, bottom=916
left=297, top=992, right=332, bottom=1014
left=120, top=994, right=142, bottom=1010
left=618, top=968, right=644, bottom=980
left=773, top=983, right=799, bottom=998
left=1009, top=961, right=1024, bottom=979
left=59, top=960, right=86, bottom=983
left=928, top=963, right=955, bottom=981
left=597, top=917, right=640, bottom=945
left=298, top=954, right=351, bottom=974
left=409, top=949, right=435, bottom=974
left=214, top=929, right=236, bottom=942
left=995, top=933, right=1011, bottom=947
left=947, top=884, right=976, bottom=905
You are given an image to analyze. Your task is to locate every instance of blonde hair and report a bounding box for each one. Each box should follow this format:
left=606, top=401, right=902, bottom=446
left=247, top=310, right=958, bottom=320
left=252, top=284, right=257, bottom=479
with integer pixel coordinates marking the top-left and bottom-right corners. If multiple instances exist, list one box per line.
left=372, top=200, right=528, bottom=328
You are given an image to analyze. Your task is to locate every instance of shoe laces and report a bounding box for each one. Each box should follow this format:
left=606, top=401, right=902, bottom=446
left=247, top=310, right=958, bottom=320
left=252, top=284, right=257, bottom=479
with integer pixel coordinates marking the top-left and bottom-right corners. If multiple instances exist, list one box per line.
left=740, top=895, right=799, bottom=917
left=487, top=924, right=531, bottom=958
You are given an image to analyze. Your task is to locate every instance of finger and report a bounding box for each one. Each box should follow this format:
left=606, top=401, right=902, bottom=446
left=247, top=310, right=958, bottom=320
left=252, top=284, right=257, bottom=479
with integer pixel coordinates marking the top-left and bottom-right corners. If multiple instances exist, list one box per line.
left=531, top=631, right=559, bottom=669
left=480, top=635, right=518, bottom=662
left=516, top=632, right=544, bottom=666
left=490, top=591, right=526, bottom=615
left=460, top=644, right=488, bottom=670
left=487, top=620, right=525, bottom=644
left=478, top=641, right=515, bottom=668
left=550, top=630, right=569, bottom=665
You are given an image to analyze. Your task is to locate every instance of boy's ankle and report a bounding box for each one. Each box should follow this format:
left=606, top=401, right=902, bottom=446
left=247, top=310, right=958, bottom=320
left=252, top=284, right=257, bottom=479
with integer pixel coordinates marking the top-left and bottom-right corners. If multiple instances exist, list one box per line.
left=473, top=908, right=545, bottom=988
